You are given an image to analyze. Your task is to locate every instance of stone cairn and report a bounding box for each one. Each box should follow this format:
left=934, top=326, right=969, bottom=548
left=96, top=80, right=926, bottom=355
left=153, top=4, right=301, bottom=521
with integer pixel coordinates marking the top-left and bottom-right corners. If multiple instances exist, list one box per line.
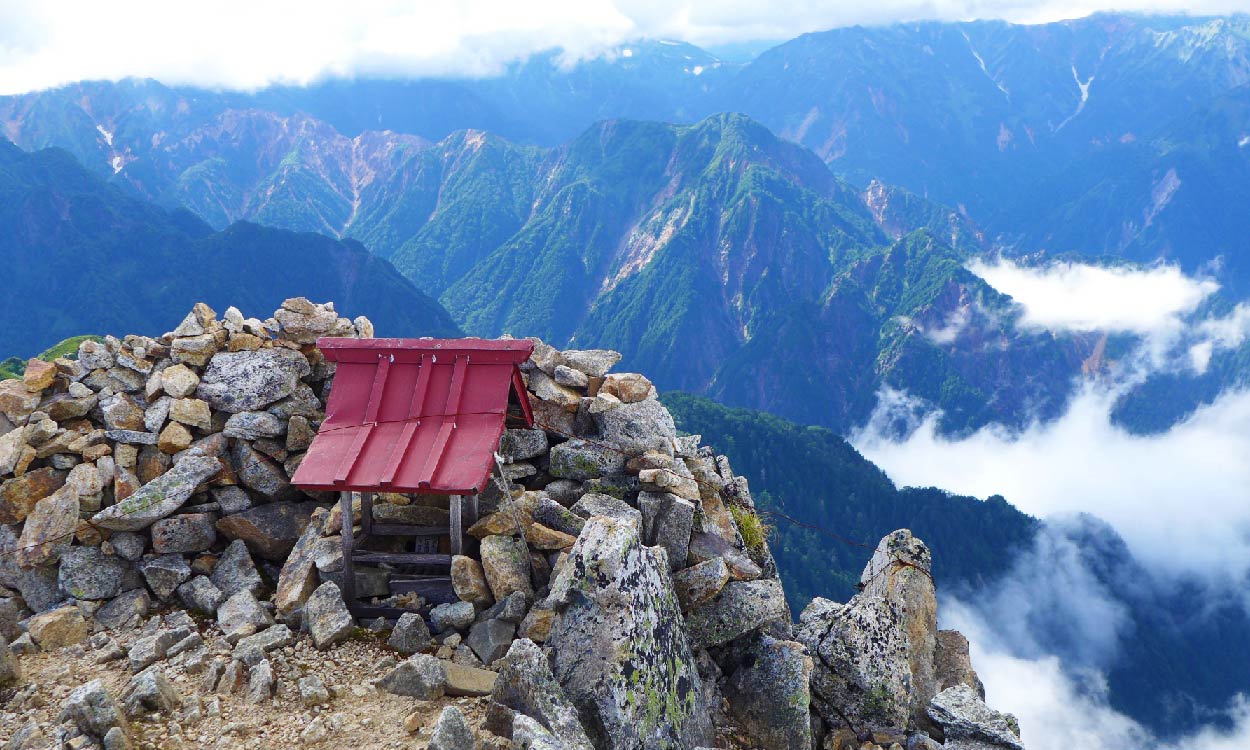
left=0, top=299, right=1024, bottom=750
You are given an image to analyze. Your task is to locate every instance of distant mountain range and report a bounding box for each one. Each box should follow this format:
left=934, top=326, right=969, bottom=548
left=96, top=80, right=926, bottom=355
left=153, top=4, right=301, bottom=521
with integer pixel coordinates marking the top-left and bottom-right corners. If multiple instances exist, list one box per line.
left=0, top=138, right=460, bottom=356
left=4, top=13, right=1249, bottom=286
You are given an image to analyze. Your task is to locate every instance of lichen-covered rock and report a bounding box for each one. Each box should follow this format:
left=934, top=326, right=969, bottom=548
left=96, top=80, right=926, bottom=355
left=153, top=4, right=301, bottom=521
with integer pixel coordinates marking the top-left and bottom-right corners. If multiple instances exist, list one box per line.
left=58, top=545, right=133, bottom=600
left=451, top=554, right=494, bottom=608
left=799, top=594, right=913, bottom=732
left=683, top=578, right=788, bottom=649
left=591, top=397, right=676, bottom=457
left=928, top=684, right=1024, bottom=750
left=215, top=501, right=315, bottom=560
left=0, top=467, right=66, bottom=525
left=91, top=450, right=221, bottom=531
left=210, top=539, right=265, bottom=598
left=304, top=581, right=354, bottom=650
left=549, top=439, right=626, bottom=481
left=723, top=633, right=813, bottom=750
left=480, top=535, right=534, bottom=601
left=546, top=516, right=712, bottom=750
left=195, top=347, right=311, bottom=413
left=28, top=605, right=88, bottom=649
left=638, top=491, right=694, bottom=570
left=490, top=638, right=593, bottom=750
left=861, top=529, right=939, bottom=727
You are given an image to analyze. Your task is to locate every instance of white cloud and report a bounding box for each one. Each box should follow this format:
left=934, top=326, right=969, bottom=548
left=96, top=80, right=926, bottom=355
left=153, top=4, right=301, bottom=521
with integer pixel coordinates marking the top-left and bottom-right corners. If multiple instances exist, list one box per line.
left=967, top=257, right=1219, bottom=337
left=945, top=582, right=1250, bottom=750
left=853, top=383, right=1250, bottom=581
left=2, top=0, right=1250, bottom=94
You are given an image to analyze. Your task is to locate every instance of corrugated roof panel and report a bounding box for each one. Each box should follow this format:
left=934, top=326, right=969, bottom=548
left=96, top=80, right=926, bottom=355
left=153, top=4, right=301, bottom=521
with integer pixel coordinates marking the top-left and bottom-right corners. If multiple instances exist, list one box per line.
left=291, top=338, right=534, bottom=495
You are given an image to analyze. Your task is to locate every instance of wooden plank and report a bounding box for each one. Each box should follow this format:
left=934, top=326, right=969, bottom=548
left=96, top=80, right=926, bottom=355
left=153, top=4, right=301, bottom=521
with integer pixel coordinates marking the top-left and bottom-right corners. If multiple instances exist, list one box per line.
left=369, top=523, right=449, bottom=537
left=340, top=492, right=357, bottom=604
left=350, top=551, right=452, bottom=566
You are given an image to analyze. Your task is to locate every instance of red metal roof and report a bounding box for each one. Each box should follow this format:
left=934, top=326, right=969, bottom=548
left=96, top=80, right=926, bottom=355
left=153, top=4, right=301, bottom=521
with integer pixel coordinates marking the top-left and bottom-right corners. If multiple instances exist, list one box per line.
left=291, top=337, right=534, bottom=495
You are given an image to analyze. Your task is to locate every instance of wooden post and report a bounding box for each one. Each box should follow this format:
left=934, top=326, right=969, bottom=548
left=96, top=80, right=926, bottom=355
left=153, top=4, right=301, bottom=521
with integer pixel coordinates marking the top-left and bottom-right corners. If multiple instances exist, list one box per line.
left=341, top=491, right=357, bottom=607
left=361, top=491, right=374, bottom=538
left=450, top=495, right=463, bottom=556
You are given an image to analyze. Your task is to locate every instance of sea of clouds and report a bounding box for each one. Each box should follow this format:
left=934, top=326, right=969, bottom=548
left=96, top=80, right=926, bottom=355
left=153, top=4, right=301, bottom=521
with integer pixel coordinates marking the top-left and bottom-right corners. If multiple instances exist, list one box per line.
left=854, top=256, right=1250, bottom=750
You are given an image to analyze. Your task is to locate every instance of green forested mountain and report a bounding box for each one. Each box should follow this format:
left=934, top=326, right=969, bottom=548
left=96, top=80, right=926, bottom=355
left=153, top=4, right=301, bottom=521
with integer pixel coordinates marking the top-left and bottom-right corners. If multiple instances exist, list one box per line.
left=663, top=391, right=1040, bottom=606
left=0, top=138, right=460, bottom=355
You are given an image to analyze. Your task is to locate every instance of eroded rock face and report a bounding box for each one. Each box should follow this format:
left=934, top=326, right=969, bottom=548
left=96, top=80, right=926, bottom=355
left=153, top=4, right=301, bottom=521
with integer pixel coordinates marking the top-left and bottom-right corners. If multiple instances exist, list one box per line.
left=798, top=594, right=913, bottom=732
left=723, top=633, right=814, bottom=750
left=546, top=516, right=712, bottom=750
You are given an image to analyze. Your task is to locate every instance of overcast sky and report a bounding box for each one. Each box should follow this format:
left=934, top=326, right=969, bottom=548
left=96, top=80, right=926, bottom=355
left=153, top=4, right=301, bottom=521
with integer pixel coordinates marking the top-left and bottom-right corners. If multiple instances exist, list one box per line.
left=1, top=0, right=1248, bottom=94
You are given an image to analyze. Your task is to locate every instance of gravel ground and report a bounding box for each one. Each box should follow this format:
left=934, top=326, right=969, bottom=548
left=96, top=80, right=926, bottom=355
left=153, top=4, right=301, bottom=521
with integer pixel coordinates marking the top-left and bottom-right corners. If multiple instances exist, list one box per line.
left=0, top=611, right=508, bottom=750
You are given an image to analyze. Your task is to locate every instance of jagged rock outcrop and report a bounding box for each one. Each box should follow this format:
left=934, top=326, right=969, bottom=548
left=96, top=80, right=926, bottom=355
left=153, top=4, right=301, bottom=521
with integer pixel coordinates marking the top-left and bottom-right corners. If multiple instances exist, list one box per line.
left=929, top=684, right=1025, bottom=750
left=0, top=302, right=1023, bottom=750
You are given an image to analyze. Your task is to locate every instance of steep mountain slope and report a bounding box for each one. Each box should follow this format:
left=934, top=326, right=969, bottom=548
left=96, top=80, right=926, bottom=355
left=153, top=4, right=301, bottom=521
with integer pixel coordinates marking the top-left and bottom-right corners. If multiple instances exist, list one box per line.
left=425, top=115, right=1086, bottom=433
left=0, top=138, right=460, bottom=356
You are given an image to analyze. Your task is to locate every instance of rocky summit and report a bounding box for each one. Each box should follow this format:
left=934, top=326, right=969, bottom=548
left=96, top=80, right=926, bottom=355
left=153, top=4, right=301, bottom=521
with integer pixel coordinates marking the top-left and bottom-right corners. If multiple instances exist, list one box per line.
left=0, top=299, right=1022, bottom=750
